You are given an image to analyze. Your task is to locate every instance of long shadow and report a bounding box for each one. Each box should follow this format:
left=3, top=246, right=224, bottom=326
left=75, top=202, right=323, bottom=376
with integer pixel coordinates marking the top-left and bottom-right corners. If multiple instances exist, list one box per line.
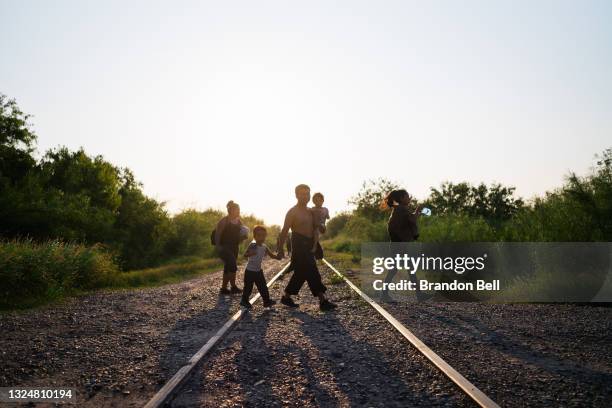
left=157, top=261, right=288, bottom=403
left=230, top=310, right=285, bottom=407
left=415, top=307, right=612, bottom=385
left=158, top=292, right=237, bottom=384
left=292, top=309, right=454, bottom=407
left=167, top=307, right=337, bottom=407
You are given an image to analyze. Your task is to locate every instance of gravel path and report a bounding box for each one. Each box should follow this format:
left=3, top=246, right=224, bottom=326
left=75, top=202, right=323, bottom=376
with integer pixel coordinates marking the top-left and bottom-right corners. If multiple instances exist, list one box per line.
left=0, top=259, right=284, bottom=407
left=171, top=262, right=473, bottom=407
left=386, top=301, right=612, bottom=407
left=3, top=257, right=607, bottom=407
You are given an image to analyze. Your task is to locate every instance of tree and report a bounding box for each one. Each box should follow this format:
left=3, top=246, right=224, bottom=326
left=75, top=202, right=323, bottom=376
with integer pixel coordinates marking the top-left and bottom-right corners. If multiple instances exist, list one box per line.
left=40, top=147, right=122, bottom=212
left=0, top=94, right=37, bottom=185
left=562, top=148, right=612, bottom=240
left=114, top=169, right=172, bottom=269
left=426, top=182, right=472, bottom=216
left=0, top=95, right=176, bottom=266
left=167, top=208, right=222, bottom=257
left=348, top=178, right=402, bottom=221
left=425, top=181, right=523, bottom=224
left=326, top=212, right=351, bottom=238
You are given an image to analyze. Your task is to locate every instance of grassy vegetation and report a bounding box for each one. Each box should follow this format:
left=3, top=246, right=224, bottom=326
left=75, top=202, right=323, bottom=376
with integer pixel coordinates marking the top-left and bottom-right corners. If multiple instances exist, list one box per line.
left=321, top=249, right=361, bottom=269
left=322, top=214, right=497, bottom=261
left=0, top=239, right=119, bottom=309
left=3, top=94, right=610, bottom=307
left=0, top=217, right=281, bottom=310
left=108, top=257, right=224, bottom=288
left=322, top=150, right=612, bottom=301
left=498, top=269, right=612, bottom=302
left=0, top=239, right=229, bottom=310
left=328, top=273, right=345, bottom=285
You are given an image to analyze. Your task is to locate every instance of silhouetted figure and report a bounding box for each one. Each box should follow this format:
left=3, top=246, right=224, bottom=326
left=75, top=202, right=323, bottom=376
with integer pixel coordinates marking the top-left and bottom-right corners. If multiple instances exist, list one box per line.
left=215, top=200, right=248, bottom=294
left=277, top=184, right=336, bottom=311
left=382, top=189, right=424, bottom=301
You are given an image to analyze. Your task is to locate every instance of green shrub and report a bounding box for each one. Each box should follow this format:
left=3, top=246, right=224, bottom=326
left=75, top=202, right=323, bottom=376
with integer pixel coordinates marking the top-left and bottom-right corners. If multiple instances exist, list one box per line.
left=326, top=212, right=351, bottom=238
left=0, top=239, right=120, bottom=309
left=112, top=257, right=222, bottom=287
left=419, top=215, right=497, bottom=242
left=344, top=216, right=388, bottom=242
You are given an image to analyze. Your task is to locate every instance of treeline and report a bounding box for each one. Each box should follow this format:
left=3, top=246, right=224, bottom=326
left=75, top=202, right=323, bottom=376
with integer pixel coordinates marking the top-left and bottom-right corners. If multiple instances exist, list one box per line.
left=0, top=94, right=265, bottom=271
left=325, top=148, right=612, bottom=253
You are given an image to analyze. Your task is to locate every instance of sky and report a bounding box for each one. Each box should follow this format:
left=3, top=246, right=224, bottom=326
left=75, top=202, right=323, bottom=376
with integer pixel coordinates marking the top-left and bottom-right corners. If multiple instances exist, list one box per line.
left=1, top=0, right=611, bottom=225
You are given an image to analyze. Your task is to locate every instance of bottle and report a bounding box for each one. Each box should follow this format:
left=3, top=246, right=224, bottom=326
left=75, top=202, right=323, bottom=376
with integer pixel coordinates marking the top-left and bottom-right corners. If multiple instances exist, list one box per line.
left=421, top=207, right=432, bottom=216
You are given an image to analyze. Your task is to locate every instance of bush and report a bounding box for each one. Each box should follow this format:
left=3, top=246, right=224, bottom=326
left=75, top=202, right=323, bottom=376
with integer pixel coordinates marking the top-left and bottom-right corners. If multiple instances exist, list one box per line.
left=166, top=209, right=222, bottom=258
left=419, top=215, right=497, bottom=242
left=0, top=239, right=120, bottom=309
left=326, top=212, right=351, bottom=238
left=344, top=216, right=388, bottom=242
left=112, top=257, right=222, bottom=287
left=321, top=215, right=387, bottom=256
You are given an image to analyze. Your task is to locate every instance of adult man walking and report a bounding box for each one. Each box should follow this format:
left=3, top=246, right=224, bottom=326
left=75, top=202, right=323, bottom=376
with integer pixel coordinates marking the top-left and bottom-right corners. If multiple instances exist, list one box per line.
left=277, top=184, right=337, bottom=311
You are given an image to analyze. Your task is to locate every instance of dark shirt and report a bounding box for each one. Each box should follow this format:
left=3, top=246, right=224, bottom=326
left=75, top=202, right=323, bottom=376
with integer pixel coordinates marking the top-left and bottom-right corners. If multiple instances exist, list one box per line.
left=216, top=217, right=242, bottom=253
left=387, top=205, right=419, bottom=242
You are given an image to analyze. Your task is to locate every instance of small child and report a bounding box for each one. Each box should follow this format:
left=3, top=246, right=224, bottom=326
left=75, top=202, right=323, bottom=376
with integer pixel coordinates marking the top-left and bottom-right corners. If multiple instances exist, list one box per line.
left=240, top=225, right=282, bottom=309
left=310, top=192, right=330, bottom=253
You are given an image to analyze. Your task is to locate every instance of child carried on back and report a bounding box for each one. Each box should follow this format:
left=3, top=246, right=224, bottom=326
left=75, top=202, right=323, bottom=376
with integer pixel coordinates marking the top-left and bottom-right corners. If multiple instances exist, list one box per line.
left=240, top=225, right=282, bottom=309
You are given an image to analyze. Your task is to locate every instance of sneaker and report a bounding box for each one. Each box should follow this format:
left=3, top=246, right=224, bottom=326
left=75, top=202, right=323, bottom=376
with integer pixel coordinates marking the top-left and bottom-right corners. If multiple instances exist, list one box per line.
left=230, top=286, right=243, bottom=294
left=219, top=288, right=230, bottom=295
left=319, top=299, right=337, bottom=311
left=280, top=296, right=299, bottom=308
left=240, top=299, right=253, bottom=309
left=262, top=299, right=276, bottom=308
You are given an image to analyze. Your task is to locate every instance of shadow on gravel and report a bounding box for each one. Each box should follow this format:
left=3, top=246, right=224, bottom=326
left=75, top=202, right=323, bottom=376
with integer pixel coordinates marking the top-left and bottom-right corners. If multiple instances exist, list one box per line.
left=417, top=308, right=612, bottom=385
left=159, top=293, right=236, bottom=384
left=293, top=310, right=449, bottom=407
left=168, top=308, right=288, bottom=407
left=232, top=311, right=285, bottom=407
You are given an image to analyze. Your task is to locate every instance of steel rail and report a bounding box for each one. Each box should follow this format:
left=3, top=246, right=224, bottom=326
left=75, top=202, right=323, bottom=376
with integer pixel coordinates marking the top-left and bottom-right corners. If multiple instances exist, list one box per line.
left=322, top=258, right=500, bottom=408
left=143, top=262, right=292, bottom=408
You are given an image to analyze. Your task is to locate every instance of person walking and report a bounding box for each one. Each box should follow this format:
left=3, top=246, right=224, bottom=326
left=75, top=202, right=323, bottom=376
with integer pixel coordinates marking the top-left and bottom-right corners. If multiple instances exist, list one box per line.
left=277, top=184, right=337, bottom=311
left=382, top=189, right=424, bottom=301
left=215, top=200, right=247, bottom=294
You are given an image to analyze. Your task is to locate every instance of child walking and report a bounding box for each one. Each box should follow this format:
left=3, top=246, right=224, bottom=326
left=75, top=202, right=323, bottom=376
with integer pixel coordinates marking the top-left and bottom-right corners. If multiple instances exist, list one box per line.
left=240, top=225, right=282, bottom=309
left=311, top=192, right=330, bottom=253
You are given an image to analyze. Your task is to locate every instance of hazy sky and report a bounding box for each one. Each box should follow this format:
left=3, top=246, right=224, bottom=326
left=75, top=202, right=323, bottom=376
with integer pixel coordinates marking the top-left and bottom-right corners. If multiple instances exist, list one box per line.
left=1, top=1, right=611, bottom=225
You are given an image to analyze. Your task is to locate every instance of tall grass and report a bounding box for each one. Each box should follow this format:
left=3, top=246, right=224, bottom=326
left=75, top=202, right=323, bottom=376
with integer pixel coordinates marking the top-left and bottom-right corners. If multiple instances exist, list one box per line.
left=111, top=258, right=223, bottom=287
left=0, top=240, right=229, bottom=310
left=322, top=214, right=498, bottom=259
left=0, top=239, right=120, bottom=309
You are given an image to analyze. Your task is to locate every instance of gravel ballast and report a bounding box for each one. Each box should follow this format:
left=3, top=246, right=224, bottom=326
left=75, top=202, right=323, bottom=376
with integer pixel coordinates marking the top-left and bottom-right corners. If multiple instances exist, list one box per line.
left=2, top=258, right=610, bottom=407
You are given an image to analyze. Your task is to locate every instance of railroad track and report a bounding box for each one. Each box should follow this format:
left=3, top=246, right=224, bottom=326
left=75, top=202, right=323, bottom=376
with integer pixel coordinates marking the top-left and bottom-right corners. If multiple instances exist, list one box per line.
left=144, top=259, right=499, bottom=408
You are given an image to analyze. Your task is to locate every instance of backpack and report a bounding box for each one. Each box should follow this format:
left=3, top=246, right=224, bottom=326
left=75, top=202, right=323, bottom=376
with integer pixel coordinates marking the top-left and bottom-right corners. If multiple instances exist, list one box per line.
left=211, top=217, right=226, bottom=245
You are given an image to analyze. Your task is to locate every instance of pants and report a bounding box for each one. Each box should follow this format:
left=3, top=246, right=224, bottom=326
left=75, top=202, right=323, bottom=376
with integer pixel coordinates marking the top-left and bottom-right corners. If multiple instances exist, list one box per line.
left=383, top=241, right=422, bottom=296
left=242, top=269, right=270, bottom=302
left=285, top=232, right=327, bottom=297
left=285, top=242, right=323, bottom=274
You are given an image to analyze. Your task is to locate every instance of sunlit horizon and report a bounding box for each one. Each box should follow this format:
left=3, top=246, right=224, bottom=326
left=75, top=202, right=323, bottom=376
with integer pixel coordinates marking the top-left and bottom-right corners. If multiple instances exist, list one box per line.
left=2, top=0, right=611, bottom=225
